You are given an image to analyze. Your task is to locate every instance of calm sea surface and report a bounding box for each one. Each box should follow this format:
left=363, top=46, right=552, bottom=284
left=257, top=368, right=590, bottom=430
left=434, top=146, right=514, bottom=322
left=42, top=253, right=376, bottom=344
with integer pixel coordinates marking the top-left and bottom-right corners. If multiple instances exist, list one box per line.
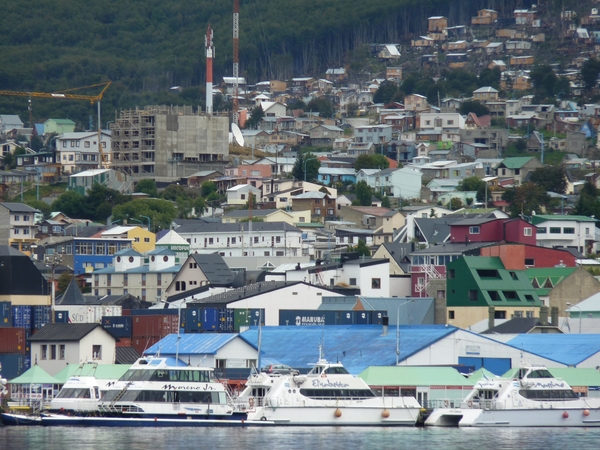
left=2, top=426, right=600, bottom=450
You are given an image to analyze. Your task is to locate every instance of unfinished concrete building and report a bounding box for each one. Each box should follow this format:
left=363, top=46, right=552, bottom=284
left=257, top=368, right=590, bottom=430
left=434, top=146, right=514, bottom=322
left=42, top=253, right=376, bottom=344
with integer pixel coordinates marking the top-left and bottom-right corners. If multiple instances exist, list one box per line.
left=110, top=105, right=229, bottom=181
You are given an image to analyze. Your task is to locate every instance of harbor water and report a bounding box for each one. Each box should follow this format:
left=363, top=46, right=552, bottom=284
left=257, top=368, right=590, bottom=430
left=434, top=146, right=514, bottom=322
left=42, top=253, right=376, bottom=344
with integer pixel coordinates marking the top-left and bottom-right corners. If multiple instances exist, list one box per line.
left=2, top=426, right=600, bottom=450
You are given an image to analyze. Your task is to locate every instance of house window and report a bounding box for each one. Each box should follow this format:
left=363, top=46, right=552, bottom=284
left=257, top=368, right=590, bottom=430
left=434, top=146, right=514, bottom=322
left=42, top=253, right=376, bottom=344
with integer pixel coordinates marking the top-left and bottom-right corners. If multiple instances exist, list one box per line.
left=524, top=294, right=535, bottom=302
left=448, top=310, right=455, bottom=320
left=144, top=237, right=150, bottom=242
left=315, top=208, right=321, bottom=215
left=241, top=194, right=246, bottom=200
left=549, top=227, right=561, bottom=234
left=468, top=290, right=478, bottom=301
left=41, top=345, right=47, bottom=360
left=275, top=236, right=281, bottom=243
left=503, top=291, right=518, bottom=300
left=488, top=291, right=500, bottom=301
left=92, top=345, right=102, bottom=360
left=14, top=215, right=20, bottom=221
left=59, top=345, right=65, bottom=360
left=371, top=278, right=381, bottom=289
left=142, top=273, right=146, bottom=286
left=469, top=226, right=480, bottom=234
left=525, top=258, right=535, bottom=266
left=448, top=269, right=455, bottom=279
left=563, top=227, right=575, bottom=234
left=524, top=227, right=532, bottom=236
left=264, top=251, right=270, bottom=256
left=209, top=238, right=214, bottom=245
left=124, top=274, right=128, bottom=286
left=494, top=311, right=507, bottom=319
left=253, top=237, right=259, bottom=244
left=349, top=278, right=357, bottom=285
left=85, top=141, right=90, bottom=148
left=50, top=345, right=57, bottom=360
left=476, top=269, right=500, bottom=278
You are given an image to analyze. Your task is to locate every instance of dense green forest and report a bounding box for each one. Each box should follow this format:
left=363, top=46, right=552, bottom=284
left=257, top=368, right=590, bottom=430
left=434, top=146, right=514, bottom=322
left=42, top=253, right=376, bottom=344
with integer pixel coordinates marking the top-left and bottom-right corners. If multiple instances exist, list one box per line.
left=0, top=0, right=572, bottom=128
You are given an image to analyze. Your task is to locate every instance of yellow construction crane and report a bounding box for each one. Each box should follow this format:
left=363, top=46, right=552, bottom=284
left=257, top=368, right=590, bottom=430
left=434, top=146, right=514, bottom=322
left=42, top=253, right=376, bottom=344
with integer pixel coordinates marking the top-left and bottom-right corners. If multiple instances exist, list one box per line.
left=0, top=81, right=112, bottom=169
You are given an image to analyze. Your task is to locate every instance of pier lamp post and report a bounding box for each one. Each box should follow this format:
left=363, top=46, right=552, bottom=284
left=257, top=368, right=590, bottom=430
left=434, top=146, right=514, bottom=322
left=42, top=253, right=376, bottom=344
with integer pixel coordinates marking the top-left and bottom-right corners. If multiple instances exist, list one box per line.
left=567, top=302, right=582, bottom=334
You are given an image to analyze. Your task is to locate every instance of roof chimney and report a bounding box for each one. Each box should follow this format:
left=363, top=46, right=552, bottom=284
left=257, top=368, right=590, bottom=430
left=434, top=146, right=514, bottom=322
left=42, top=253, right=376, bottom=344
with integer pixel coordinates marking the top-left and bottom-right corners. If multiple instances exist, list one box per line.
left=550, top=306, right=559, bottom=326
left=488, top=306, right=495, bottom=330
left=539, top=305, right=549, bottom=325
left=382, top=316, right=389, bottom=336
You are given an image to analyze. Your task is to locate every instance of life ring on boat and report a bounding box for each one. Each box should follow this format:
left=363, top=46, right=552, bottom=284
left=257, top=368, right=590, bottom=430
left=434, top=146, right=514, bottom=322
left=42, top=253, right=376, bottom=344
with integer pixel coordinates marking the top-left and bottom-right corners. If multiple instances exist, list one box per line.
left=444, top=400, right=449, bottom=408
left=261, top=416, right=267, bottom=421
left=467, top=400, right=473, bottom=408
left=249, top=397, right=255, bottom=409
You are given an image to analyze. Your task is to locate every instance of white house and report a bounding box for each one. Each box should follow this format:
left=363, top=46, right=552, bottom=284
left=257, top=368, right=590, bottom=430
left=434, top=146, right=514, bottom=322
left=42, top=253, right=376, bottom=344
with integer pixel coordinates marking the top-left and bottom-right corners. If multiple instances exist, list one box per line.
left=266, top=257, right=391, bottom=297
left=532, top=215, right=599, bottom=256
left=174, top=221, right=303, bottom=257
left=419, top=113, right=466, bottom=132
left=389, top=167, right=423, bottom=200
left=28, top=323, right=116, bottom=376
left=56, top=131, right=111, bottom=174
left=226, top=184, right=262, bottom=205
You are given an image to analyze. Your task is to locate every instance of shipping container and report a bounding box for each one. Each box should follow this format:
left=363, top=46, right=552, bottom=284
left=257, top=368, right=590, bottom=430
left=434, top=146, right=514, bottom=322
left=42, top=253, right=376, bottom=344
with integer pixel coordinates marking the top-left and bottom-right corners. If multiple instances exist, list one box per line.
left=184, top=308, right=202, bottom=333
left=54, top=310, right=69, bottom=323
left=0, top=353, right=25, bottom=379
left=0, top=301, right=12, bottom=327
left=115, top=337, right=132, bottom=348
left=201, top=308, right=219, bottom=331
left=54, top=305, right=122, bottom=324
left=102, top=316, right=132, bottom=338
left=132, top=314, right=178, bottom=338
left=23, top=354, right=31, bottom=371
left=337, top=311, right=356, bottom=325
left=12, top=305, right=32, bottom=329
left=370, top=311, right=387, bottom=325
left=278, top=310, right=337, bottom=326
left=355, top=310, right=371, bottom=325
left=248, top=309, right=265, bottom=327
left=132, top=336, right=161, bottom=355
left=127, top=309, right=178, bottom=316
left=0, top=328, right=26, bottom=354
left=218, top=309, right=234, bottom=332
left=32, top=305, right=52, bottom=330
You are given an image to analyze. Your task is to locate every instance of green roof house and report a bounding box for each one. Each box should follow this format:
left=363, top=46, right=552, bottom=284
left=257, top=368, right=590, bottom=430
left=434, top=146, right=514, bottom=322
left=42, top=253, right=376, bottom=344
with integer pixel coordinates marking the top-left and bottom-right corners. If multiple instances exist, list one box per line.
left=496, top=156, right=543, bottom=185
left=446, top=256, right=542, bottom=328
left=44, top=118, right=76, bottom=135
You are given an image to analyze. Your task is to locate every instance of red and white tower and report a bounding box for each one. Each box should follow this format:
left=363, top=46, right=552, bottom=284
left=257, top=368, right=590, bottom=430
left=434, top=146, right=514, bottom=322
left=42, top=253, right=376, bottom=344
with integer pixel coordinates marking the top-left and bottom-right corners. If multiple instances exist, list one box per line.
left=205, top=24, right=214, bottom=115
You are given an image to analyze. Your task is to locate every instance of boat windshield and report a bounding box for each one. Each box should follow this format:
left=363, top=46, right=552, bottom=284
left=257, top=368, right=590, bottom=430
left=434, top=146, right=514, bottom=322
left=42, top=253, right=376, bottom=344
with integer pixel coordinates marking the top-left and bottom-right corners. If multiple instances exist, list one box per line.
left=55, top=388, right=92, bottom=399
left=120, top=369, right=213, bottom=383
left=525, top=369, right=553, bottom=379
left=309, top=366, right=349, bottom=375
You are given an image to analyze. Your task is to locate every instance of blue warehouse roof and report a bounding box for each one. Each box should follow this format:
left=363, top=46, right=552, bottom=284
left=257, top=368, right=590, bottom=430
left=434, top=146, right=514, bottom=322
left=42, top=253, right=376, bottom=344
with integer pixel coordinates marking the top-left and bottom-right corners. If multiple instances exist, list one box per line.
left=240, top=325, right=458, bottom=374
left=144, top=333, right=253, bottom=356
left=507, top=334, right=600, bottom=366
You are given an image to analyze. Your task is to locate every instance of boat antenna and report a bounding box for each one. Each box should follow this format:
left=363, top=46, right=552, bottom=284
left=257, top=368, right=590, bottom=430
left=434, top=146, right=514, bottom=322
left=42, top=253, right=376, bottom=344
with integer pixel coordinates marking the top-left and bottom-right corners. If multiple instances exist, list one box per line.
left=257, top=309, right=263, bottom=371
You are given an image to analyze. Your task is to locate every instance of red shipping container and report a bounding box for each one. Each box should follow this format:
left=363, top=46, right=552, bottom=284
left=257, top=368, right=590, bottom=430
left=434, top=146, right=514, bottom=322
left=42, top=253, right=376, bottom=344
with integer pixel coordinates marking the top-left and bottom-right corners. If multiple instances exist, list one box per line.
left=0, top=328, right=26, bottom=354
left=132, top=336, right=160, bottom=355
left=162, top=315, right=180, bottom=336
left=115, top=338, right=132, bottom=348
left=121, top=309, right=132, bottom=316
left=132, top=315, right=166, bottom=338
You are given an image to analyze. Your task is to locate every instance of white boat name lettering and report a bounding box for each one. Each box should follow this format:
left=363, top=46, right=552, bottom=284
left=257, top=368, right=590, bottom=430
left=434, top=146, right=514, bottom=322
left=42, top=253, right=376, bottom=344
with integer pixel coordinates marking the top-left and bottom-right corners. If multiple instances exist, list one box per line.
left=533, top=381, right=566, bottom=389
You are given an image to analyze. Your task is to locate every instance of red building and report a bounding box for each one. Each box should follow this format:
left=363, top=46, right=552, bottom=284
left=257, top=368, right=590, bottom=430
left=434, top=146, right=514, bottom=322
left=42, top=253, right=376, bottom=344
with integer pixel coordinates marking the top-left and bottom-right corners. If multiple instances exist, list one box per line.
left=480, top=243, right=577, bottom=269
left=449, top=218, right=536, bottom=245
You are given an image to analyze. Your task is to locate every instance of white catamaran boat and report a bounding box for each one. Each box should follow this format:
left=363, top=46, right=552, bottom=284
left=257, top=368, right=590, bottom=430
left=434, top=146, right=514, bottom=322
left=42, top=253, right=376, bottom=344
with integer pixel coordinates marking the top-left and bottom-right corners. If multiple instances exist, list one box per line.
left=425, top=366, right=600, bottom=427
left=237, top=354, right=421, bottom=426
left=41, top=356, right=267, bottom=427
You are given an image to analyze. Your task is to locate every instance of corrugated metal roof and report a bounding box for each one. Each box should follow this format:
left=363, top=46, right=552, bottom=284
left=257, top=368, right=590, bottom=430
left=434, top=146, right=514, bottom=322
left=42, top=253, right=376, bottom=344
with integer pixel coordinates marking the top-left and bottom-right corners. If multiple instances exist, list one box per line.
left=144, top=333, right=246, bottom=355
left=115, top=347, right=140, bottom=364
left=9, top=365, right=61, bottom=384
left=359, top=366, right=471, bottom=386
left=29, top=323, right=104, bottom=342
left=53, top=363, right=131, bottom=384
left=240, top=325, right=458, bottom=374
left=507, top=334, right=600, bottom=366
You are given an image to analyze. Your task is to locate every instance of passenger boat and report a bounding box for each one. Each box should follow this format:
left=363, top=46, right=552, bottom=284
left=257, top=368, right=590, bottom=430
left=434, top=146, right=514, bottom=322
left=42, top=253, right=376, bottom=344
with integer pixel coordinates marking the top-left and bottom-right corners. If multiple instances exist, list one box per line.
left=42, top=356, right=267, bottom=427
left=236, top=354, right=422, bottom=426
left=425, top=366, right=600, bottom=427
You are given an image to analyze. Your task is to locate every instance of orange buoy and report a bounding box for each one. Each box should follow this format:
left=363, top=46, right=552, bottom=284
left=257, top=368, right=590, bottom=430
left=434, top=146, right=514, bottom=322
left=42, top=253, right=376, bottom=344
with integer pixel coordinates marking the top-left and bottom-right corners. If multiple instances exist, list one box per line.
left=334, top=408, right=342, bottom=418
left=584, top=409, right=590, bottom=417
left=382, top=409, right=390, bottom=418
left=563, top=411, right=569, bottom=419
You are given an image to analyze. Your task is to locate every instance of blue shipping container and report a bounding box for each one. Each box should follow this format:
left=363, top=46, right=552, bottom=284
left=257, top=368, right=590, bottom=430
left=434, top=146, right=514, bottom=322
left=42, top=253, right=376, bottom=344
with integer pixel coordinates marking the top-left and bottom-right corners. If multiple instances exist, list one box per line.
left=184, top=308, right=202, bottom=333
left=337, top=311, right=356, bottom=325
left=12, top=305, right=32, bottom=329
left=201, top=308, right=219, bottom=330
left=355, top=311, right=371, bottom=324
left=0, top=301, right=12, bottom=327
left=127, top=309, right=179, bottom=316
left=279, top=310, right=337, bottom=326
left=102, top=316, right=132, bottom=338
left=32, top=305, right=52, bottom=330
left=0, top=353, right=25, bottom=379
left=249, top=309, right=265, bottom=326
left=371, top=311, right=387, bottom=325
left=54, top=310, right=69, bottom=323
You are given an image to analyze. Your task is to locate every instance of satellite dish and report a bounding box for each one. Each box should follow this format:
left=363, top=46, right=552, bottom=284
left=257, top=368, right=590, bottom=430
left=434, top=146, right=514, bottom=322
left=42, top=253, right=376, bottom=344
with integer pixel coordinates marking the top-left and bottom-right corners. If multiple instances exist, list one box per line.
left=231, top=123, right=245, bottom=147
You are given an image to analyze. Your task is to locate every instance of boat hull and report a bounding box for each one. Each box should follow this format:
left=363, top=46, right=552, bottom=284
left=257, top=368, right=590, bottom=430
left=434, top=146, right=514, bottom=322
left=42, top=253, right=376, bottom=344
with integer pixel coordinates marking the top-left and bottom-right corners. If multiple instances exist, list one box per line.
left=425, top=407, right=600, bottom=427
left=247, top=405, right=421, bottom=426
left=0, top=413, right=43, bottom=426
left=40, top=414, right=271, bottom=427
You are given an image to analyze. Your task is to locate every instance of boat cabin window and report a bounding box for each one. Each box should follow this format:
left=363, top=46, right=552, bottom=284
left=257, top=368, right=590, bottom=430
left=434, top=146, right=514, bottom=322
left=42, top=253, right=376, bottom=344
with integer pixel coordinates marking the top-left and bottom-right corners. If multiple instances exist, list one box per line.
left=324, top=366, right=349, bottom=375
left=519, top=389, right=578, bottom=401
left=472, top=389, right=497, bottom=400
left=526, top=369, right=553, bottom=379
left=120, top=369, right=212, bottom=383
left=55, top=388, right=92, bottom=399
left=299, top=388, right=375, bottom=399
left=118, top=390, right=227, bottom=404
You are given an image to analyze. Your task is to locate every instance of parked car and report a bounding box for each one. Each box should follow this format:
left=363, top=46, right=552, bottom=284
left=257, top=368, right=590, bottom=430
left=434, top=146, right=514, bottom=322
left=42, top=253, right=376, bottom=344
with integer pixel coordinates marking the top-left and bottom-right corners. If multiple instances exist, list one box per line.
left=260, top=364, right=298, bottom=375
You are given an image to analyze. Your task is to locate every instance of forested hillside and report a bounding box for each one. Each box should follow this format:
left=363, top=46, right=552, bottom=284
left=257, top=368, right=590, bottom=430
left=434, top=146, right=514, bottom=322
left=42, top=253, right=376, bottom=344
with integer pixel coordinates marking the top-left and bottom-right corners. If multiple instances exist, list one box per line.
left=0, top=0, right=570, bottom=127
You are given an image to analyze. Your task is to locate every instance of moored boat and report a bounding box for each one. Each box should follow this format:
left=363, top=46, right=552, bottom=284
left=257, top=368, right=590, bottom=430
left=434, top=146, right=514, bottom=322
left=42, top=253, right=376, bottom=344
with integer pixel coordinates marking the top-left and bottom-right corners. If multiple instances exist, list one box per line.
left=236, top=355, right=422, bottom=426
left=425, top=366, right=600, bottom=427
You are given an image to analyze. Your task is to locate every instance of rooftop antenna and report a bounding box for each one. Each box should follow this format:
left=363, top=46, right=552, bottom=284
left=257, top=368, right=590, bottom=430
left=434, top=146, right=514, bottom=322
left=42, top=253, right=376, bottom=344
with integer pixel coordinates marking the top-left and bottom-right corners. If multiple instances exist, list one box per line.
left=232, top=0, right=240, bottom=125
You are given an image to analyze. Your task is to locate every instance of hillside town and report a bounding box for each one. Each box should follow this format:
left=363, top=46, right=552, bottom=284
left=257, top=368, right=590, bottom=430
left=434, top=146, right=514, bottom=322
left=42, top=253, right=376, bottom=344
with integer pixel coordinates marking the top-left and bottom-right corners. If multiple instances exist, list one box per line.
left=5, top=5, right=600, bottom=424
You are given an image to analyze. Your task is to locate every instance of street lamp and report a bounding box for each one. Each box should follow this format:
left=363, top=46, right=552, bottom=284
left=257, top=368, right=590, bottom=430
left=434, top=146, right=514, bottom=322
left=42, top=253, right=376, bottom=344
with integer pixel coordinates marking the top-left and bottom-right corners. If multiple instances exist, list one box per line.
left=129, top=217, right=143, bottom=226
left=140, top=215, right=151, bottom=232
left=566, top=302, right=582, bottom=334
left=304, top=157, right=317, bottom=182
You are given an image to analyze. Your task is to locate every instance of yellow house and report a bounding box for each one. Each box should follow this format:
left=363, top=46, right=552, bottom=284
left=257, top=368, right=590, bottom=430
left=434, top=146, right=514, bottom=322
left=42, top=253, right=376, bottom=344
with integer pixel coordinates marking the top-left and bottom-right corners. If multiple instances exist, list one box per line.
left=101, top=226, right=156, bottom=253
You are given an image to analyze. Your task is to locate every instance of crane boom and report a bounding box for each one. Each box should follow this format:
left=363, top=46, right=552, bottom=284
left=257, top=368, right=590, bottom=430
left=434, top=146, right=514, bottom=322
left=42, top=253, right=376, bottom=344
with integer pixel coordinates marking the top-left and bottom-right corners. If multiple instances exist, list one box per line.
left=0, top=82, right=112, bottom=169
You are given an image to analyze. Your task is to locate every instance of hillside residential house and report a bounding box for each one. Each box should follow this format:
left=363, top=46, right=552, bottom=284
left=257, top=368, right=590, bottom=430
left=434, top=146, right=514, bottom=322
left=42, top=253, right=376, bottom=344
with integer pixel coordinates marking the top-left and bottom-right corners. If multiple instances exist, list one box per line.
left=0, top=202, right=40, bottom=252
left=226, top=184, right=262, bottom=206
left=100, top=226, right=156, bottom=254
left=291, top=192, right=337, bottom=222
left=56, top=132, right=111, bottom=174
left=165, top=253, right=236, bottom=299
left=531, top=215, right=599, bottom=256
left=43, top=119, right=76, bottom=135
left=495, top=157, right=544, bottom=185
left=92, top=248, right=179, bottom=301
